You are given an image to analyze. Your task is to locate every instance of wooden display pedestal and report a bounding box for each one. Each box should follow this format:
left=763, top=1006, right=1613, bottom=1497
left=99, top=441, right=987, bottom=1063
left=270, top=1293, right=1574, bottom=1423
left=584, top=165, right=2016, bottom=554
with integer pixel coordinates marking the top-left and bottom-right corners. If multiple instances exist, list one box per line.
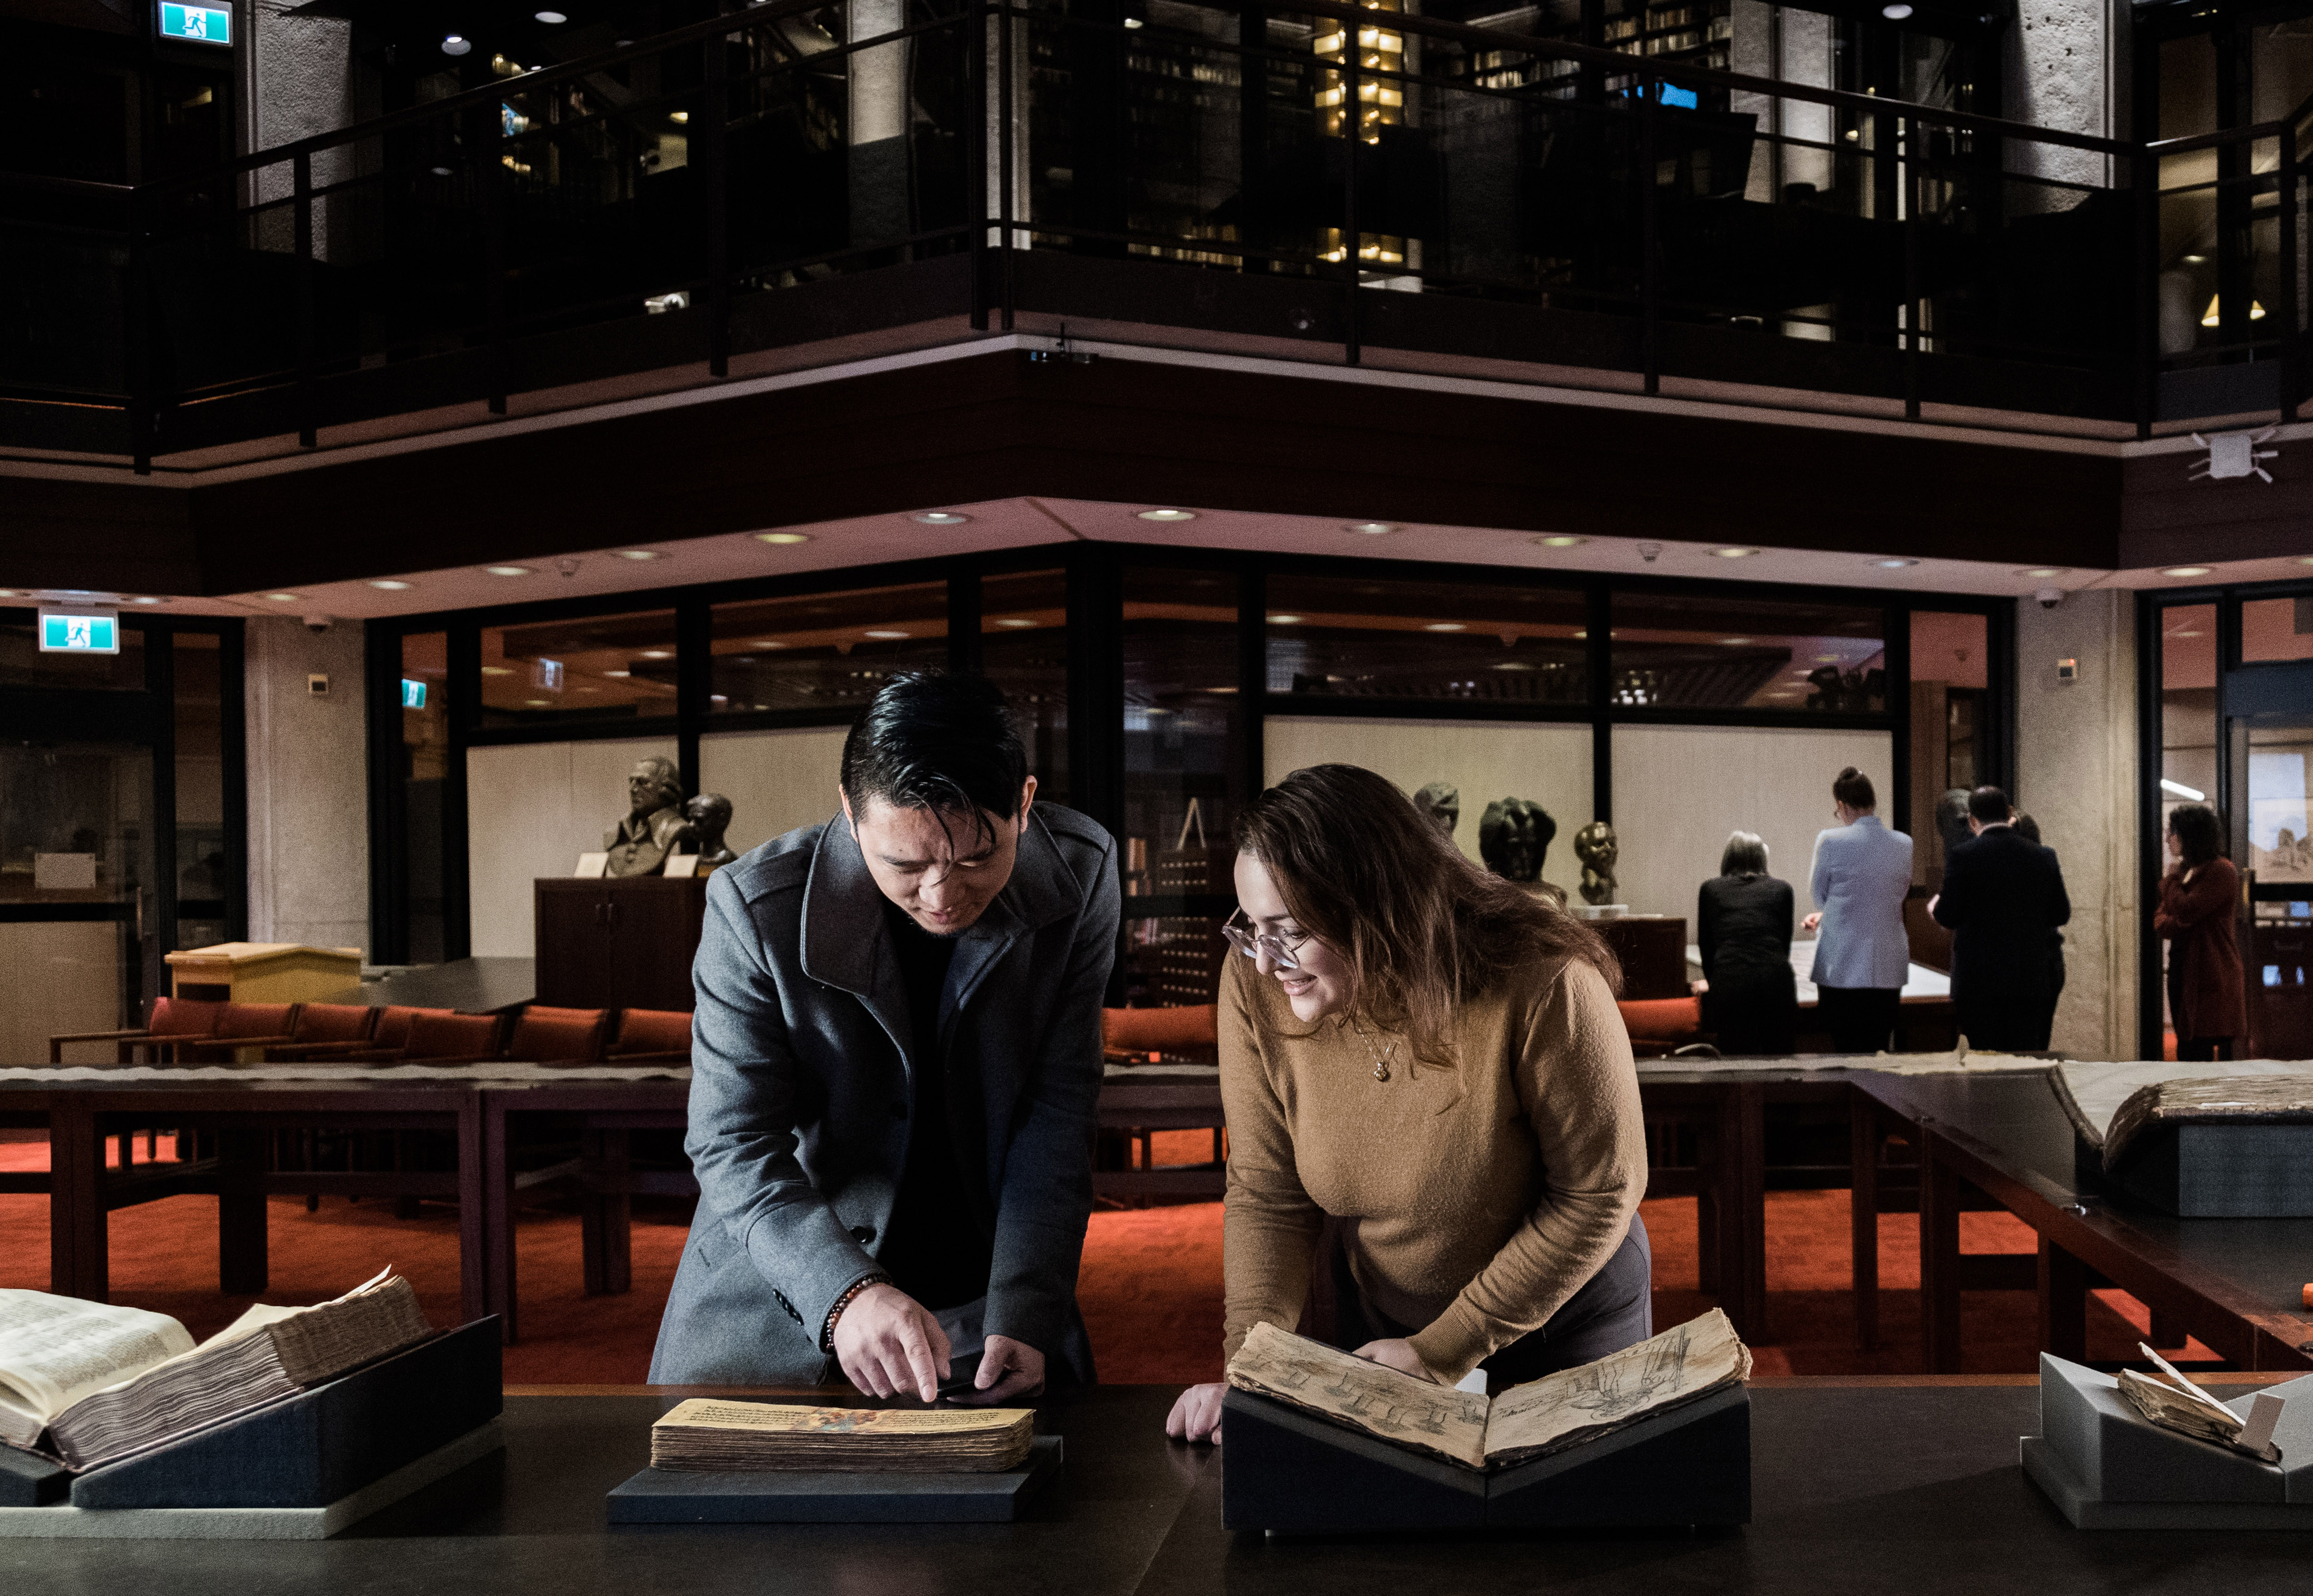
left=166, top=942, right=365, bottom=1004
left=534, top=877, right=708, bottom=1011
left=1219, top=1384, right=1751, bottom=1535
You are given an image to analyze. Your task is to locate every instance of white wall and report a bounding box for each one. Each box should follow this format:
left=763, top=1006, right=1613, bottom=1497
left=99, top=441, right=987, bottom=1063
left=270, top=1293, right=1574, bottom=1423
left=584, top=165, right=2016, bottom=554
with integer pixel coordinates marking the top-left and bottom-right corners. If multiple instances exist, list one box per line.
left=1263, top=717, right=1594, bottom=901
left=2016, top=589, right=2139, bottom=1060
left=0, top=922, right=122, bottom=1064
left=245, top=616, right=369, bottom=955
left=466, top=736, right=679, bottom=958
left=1610, top=725, right=1896, bottom=925
left=699, top=727, right=851, bottom=857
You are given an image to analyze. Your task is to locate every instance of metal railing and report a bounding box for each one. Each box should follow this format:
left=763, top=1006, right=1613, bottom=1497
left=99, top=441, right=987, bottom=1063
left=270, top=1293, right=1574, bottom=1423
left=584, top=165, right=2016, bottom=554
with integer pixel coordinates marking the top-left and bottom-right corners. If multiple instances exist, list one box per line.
left=1, top=0, right=2301, bottom=469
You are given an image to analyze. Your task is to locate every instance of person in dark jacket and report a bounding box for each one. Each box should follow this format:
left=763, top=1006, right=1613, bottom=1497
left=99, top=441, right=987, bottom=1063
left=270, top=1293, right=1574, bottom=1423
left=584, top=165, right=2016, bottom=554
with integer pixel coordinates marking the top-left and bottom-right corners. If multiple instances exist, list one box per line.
left=1693, top=831, right=1798, bottom=1056
left=1930, top=786, right=2071, bottom=1053
left=2013, top=812, right=2066, bottom=1043
left=649, top=671, right=1119, bottom=1401
left=2155, top=803, right=2246, bottom=1061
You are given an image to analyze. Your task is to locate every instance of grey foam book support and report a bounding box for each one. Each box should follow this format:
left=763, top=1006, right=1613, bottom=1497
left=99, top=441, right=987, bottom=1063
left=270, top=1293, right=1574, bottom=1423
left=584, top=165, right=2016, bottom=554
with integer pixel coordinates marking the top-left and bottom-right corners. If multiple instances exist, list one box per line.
left=1219, top=1384, right=1752, bottom=1534
left=2021, top=1354, right=2313, bottom=1528
left=2114, top=1124, right=2313, bottom=1217
left=607, top=1435, right=1063, bottom=1523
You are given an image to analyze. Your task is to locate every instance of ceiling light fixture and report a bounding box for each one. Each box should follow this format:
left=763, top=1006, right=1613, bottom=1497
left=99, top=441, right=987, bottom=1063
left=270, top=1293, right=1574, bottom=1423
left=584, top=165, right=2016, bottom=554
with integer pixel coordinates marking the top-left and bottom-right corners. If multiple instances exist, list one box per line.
left=613, top=549, right=662, bottom=561
left=1137, top=508, right=1197, bottom=522
left=442, top=33, right=470, bottom=53
left=639, top=650, right=673, bottom=660
left=864, top=630, right=910, bottom=640
left=1719, top=637, right=1753, bottom=646
left=2201, top=295, right=2268, bottom=327
left=481, top=667, right=514, bottom=676
left=1344, top=522, right=1397, bottom=535
left=603, top=670, right=631, bottom=678
left=2160, top=778, right=2207, bottom=801
left=261, top=592, right=301, bottom=601
left=484, top=565, right=532, bottom=577
left=1872, top=557, right=1919, bottom=569
left=1881, top=2, right=1912, bottom=16
left=1424, top=622, right=1467, bottom=632
left=2298, top=555, right=2313, bottom=566
left=370, top=580, right=415, bottom=591
left=534, top=9, right=566, bottom=20
left=995, top=618, right=1036, bottom=628
left=755, top=532, right=813, bottom=545
left=525, top=698, right=551, bottom=706
left=2016, top=567, right=2069, bottom=578
left=1712, top=547, right=1760, bottom=559
left=669, top=111, right=689, bottom=123
left=1532, top=535, right=1588, bottom=549
left=2161, top=566, right=2214, bottom=578
left=130, top=595, right=166, bottom=604
left=911, top=512, right=971, bottom=525
left=1268, top=614, right=1304, bottom=625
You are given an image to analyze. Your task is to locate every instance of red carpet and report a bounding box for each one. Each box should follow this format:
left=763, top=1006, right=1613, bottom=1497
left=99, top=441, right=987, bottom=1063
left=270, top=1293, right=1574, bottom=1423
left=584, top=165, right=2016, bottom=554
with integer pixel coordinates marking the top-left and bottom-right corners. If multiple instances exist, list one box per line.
left=0, top=1134, right=2210, bottom=1383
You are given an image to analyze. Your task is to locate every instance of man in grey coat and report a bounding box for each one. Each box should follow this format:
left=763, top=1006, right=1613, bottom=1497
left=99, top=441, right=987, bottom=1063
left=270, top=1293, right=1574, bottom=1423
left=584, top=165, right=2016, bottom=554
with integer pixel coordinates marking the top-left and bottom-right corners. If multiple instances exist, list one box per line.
left=648, top=672, right=1119, bottom=1402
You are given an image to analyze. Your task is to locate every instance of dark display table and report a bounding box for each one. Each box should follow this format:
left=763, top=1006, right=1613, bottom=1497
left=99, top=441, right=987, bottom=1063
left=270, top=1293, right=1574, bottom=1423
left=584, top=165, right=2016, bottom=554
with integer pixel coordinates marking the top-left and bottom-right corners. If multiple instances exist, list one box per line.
left=6, top=1384, right=2311, bottom=1590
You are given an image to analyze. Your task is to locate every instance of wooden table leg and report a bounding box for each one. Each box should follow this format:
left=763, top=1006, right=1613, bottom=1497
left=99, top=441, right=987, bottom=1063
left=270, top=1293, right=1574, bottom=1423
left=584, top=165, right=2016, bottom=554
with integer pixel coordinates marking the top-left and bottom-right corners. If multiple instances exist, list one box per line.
left=1715, top=1083, right=1768, bottom=1342
left=458, top=1091, right=489, bottom=1330
left=49, top=1100, right=108, bottom=1300
left=484, top=1095, right=520, bottom=1344
left=215, top=1129, right=269, bottom=1295
left=1919, top=1130, right=1963, bottom=1374
left=581, top=1127, right=633, bottom=1297
left=2038, top=1236, right=2088, bottom=1363
left=1850, top=1090, right=1880, bottom=1353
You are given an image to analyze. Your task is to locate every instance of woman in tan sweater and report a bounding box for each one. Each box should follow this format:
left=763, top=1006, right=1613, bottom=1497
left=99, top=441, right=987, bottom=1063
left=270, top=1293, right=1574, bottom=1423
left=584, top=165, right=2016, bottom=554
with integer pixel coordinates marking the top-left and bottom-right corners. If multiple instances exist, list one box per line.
left=1165, top=764, right=1650, bottom=1444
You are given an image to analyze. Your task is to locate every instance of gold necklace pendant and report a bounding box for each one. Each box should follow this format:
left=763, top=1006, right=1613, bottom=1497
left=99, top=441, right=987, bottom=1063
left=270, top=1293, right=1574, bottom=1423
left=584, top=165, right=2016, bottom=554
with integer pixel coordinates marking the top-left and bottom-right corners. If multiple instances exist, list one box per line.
left=1355, top=1024, right=1396, bottom=1083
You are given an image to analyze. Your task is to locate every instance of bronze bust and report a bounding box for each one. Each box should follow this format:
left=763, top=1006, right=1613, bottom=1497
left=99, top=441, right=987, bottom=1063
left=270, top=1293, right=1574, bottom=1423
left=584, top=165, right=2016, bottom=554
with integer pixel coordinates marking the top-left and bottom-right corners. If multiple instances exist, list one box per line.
left=1412, top=782, right=1461, bottom=841
left=1478, top=797, right=1557, bottom=883
left=686, top=792, right=737, bottom=873
left=1573, top=819, right=1620, bottom=907
left=604, top=757, right=692, bottom=877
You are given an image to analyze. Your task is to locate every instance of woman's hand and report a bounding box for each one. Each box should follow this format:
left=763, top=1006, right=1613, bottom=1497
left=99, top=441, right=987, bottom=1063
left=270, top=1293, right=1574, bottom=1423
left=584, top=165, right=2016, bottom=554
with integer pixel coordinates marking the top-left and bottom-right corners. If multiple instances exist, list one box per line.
left=1165, top=1382, right=1225, bottom=1444
left=1689, top=978, right=1710, bottom=997
left=1801, top=911, right=1823, bottom=933
left=1352, top=1338, right=1444, bottom=1384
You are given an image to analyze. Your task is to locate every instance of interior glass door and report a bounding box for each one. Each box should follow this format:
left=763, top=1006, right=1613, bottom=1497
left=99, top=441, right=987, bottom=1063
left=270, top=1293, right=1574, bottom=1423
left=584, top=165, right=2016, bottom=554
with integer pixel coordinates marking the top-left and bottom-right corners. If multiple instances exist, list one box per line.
left=2241, top=713, right=2313, bottom=1059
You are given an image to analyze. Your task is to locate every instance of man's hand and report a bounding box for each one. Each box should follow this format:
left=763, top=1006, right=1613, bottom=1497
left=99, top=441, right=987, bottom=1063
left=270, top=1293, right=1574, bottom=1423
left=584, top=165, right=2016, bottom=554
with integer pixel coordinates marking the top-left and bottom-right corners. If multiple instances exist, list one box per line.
left=1801, top=911, right=1823, bottom=933
left=831, top=1283, right=951, bottom=1403
left=1352, top=1338, right=1444, bottom=1384
left=958, top=1334, right=1044, bottom=1403
left=1165, top=1381, right=1225, bottom=1444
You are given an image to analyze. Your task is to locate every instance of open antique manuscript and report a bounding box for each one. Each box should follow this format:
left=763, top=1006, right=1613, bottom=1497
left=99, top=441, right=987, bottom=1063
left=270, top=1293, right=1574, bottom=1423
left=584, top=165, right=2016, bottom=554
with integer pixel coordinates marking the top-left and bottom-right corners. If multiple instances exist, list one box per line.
left=1226, top=1309, right=1752, bottom=1471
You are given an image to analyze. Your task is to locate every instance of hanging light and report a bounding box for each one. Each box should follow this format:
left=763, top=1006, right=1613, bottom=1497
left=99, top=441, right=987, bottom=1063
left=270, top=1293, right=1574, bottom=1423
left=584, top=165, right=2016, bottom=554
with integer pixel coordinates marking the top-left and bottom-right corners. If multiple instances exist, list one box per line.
left=2201, top=295, right=2268, bottom=326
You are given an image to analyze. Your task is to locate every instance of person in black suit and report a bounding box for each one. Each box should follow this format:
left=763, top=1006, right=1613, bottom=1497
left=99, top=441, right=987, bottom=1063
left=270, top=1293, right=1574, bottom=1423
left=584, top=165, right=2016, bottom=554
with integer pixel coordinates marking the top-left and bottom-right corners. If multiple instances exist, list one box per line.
left=1930, top=787, right=2071, bottom=1053
left=1693, top=831, right=1798, bottom=1056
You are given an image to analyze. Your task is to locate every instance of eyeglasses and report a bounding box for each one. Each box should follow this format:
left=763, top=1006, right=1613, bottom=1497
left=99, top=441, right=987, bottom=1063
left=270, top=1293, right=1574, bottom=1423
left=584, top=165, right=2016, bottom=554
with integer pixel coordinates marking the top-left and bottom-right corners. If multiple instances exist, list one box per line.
left=1222, top=911, right=1312, bottom=971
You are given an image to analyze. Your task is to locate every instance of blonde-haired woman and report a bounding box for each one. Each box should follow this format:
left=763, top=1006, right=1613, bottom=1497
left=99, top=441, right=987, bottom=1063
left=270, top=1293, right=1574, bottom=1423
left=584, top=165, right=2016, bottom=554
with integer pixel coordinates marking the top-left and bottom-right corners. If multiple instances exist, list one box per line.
left=1165, top=764, right=1649, bottom=1444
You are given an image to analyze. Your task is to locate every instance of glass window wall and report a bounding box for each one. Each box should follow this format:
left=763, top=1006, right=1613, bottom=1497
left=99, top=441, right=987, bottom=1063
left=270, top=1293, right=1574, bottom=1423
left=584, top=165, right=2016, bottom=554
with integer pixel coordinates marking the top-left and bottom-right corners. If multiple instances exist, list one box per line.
left=980, top=570, right=1069, bottom=804
left=1121, top=567, right=1239, bottom=920
left=2241, top=595, right=2313, bottom=663
left=709, top=584, right=948, bottom=716
left=1610, top=591, right=1885, bottom=712
left=173, top=631, right=229, bottom=947
left=1266, top=574, right=1587, bottom=704
left=0, top=614, right=145, bottom=690
left=401, top=631, right=451, bottom=963
left=480, top=608, right=680, bottom=727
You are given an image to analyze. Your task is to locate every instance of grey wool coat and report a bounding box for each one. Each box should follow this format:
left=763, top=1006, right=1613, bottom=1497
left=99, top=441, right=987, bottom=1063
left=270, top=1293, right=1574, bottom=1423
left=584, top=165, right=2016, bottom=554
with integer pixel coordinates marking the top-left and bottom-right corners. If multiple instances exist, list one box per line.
left=647, top=804, right=1120, bottom=1385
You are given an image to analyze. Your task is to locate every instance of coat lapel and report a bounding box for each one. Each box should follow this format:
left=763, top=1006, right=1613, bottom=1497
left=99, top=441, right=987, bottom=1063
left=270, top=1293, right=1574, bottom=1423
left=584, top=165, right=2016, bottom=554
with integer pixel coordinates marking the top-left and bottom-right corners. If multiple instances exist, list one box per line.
left=943, top=809, right=1085, bottom=1025
left=798, top=818, right=915, bottom=1064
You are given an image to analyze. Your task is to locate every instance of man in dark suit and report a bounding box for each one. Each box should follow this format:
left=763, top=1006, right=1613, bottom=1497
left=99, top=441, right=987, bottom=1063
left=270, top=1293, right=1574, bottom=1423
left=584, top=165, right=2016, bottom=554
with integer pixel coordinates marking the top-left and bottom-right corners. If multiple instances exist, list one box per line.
left=1930, top=786, right=2071, bottom=1053
left=649, top=672, right=1119, bottom=1402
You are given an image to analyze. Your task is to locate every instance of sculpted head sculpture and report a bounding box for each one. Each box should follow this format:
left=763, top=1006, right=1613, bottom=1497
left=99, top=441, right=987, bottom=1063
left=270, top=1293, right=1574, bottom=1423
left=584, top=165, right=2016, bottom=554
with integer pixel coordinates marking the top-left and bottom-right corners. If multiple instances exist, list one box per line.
left=1478, top=798, right=1558, bottom=884
left=627, top=757, right=684, bottom=819
left=605, top=756, right=691, bottom=876
left=1573, top=819, right=1620, bottom=907
left=1412, top=782, right=1461, bottom=841
left=1935, top=788, right=1973, bottom=861
left=686, top=792, right=736, bottom=869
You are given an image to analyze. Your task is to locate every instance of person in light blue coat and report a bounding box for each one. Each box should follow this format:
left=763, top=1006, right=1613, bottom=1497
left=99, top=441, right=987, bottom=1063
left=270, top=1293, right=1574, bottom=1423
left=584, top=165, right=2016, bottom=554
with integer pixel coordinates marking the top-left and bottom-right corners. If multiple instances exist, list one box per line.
left=1804, top=767, right=1914, bottom=1054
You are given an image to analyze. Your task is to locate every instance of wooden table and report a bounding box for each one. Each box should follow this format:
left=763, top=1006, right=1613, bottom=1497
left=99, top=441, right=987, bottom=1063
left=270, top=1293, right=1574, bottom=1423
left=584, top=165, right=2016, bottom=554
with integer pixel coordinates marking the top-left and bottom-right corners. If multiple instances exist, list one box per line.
left=1851, top=1070, right=2313, bottom=1376
left=7, top=1382, right=2313, bottom=1589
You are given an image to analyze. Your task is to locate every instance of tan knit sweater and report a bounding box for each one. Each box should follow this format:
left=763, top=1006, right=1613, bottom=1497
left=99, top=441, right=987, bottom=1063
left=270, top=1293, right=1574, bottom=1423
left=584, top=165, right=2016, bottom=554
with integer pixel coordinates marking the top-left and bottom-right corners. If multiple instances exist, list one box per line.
left=1218, top=950, right=1646, bottom=1383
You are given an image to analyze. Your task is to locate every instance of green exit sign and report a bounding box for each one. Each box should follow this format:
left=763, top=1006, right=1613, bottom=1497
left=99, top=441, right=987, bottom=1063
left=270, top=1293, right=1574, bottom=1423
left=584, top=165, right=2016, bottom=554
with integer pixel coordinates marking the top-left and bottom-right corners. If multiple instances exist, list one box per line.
left=39, top=609, right=121, bottom=654
left=158, top=2, right=231, bottom=43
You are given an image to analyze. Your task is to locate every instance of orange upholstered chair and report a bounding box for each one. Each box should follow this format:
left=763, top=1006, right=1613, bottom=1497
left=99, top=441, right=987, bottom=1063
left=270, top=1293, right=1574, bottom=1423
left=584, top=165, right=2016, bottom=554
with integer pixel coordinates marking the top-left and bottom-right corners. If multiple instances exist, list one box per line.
left=336, top=1010, right=503, bottom=1064
left=505, top=1006, right=610, bottom=1064
left=606, top=1008, right=693, bottom=1063
left=178, top=1002, right=305, bottom=1061
left=265, top=1004, right=437, bottom=1061
left=51, top=996, right=228, bottom=1063
left=1617, top=997, right=1706, bottom=1058
left=1101, top=1005, right=1219, bottom=1060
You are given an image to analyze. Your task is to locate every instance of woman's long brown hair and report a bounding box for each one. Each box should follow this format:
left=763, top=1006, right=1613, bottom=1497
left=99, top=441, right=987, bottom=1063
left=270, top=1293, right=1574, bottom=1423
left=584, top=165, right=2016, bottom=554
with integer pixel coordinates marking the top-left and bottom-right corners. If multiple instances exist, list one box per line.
left=1232, top=763, right=1620, bottom=1070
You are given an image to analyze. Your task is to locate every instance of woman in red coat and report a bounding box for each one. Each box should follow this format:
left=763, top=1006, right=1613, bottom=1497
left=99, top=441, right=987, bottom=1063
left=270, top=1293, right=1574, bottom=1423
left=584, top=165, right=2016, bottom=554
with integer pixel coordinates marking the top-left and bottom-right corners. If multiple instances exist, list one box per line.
left=2155, top=804, right=2246, bottom=1061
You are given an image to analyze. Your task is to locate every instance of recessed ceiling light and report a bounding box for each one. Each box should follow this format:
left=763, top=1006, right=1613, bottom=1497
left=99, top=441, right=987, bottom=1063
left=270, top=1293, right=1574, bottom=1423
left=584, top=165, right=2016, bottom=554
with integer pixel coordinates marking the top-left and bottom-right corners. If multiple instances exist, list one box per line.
left=912, top=512, right=971, bottom=525
left=1881, top=2, right=1912, bottom=16
left=1872, top=558, right=1918, bottom=569
left=1491, top=661, right=1534, bottom=671
left=261, top=592, right=301, bottom=601
left=1424, top=622, right=1467, bottom=632
left=370, top=580, right=415, bottom=590
left=1344, top=522, right=1397, bottom=535
left=613, top=549, right=662, bottom=561
left=1268, top=614, right=1304, bottom=624
left=2161, top=566, right=2214, bottom=578
left=864, top=630, right=910, bottom=640
left=481, top=667, right=515, bottom=676
left=0, top=589, right=19, bottom=598
left=2182, top=253, right=2207, bottom=264
left=995, top=618, right=1036, bottom=628
left=754, top=640, right=789, bottom=649
left=2298, top=555, right=2313, bottom=566
left=1719, top=637, right=1753, bottom=645
left=2016, top=567, right=2069, bottom=578
left=130, top=595, right=166, bottom=604
left=484, top=565, right=532, bottom=577
left=1712, top=547, right=1760, bottom=559
left=755, top=532, right=813, bottom=545
left=1816, top=653, right=1843, bottom=663
left=534, top=9, right=566, bottom=20
left=525, top=698, right=551, bottom=706
left=1137, top=508, right=1197, bottom=522
left=2170, top=629, right=2203, bottom=637
left=442, top=34, right=470, bottom=53
left=1532, top=535, right=1588, bottom=549
left=669, top=111, right=689, bottom=123
left=639, top=650, right=673, bottom=659
left=604, top=670, right=632, bottom=678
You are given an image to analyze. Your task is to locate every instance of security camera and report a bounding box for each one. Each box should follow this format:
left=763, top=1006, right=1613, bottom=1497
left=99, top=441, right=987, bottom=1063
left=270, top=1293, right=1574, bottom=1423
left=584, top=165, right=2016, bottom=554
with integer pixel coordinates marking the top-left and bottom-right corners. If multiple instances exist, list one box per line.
left=2034, top=586, right=2064, bottom=610
left=304, top=614, right=334, bottom=634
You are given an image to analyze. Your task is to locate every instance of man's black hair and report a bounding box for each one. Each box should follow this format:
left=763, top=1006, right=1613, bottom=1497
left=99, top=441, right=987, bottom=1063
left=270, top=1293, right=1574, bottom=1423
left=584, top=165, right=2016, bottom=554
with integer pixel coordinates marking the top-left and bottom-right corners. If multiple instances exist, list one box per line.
left=1968, top=785, right=2012, bottom=824
left=840, top=671, right=1029, bottom=843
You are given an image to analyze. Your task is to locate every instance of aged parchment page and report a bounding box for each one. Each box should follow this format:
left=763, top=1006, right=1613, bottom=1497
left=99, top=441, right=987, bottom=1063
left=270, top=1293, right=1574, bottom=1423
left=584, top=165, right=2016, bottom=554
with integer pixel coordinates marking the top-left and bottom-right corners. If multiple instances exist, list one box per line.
left=1225, top=1321, right=1491, bottom=1469
left=1479, top=1309, right=1751, bottom=1465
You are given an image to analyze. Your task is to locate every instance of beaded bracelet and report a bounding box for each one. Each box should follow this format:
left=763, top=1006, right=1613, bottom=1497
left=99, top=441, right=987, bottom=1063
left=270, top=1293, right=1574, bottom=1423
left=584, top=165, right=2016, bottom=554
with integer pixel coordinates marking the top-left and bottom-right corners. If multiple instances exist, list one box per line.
left=819, top=1272, right=893, bottom=1353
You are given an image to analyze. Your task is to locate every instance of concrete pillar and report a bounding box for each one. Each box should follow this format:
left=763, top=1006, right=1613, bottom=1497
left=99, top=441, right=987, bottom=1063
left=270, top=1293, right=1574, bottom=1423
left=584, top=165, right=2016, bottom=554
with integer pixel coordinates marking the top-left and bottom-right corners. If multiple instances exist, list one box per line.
left=850, top=0, right=912, bottom=247
left=2014, top=588, right=2141, bottom=1060
left=2006, top=0, right=2116, bottom=199
left=244, top=616, right=370, bottom=956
